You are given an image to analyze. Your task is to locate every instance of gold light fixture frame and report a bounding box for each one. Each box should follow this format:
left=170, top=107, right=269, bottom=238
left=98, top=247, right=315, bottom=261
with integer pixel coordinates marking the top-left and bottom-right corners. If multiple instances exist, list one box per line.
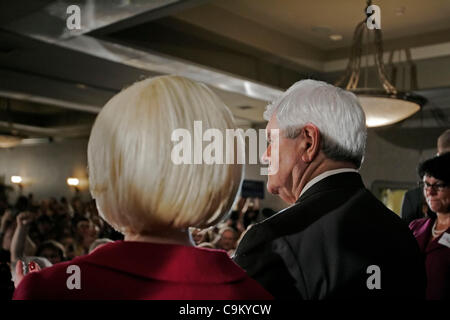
left=336, top=0, right=426, bottom=127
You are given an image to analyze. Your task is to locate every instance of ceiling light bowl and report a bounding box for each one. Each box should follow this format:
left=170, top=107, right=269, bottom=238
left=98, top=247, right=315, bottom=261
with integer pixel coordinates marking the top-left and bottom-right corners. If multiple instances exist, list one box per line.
left=336, top=0, right=426, bottom=128
left=351, top=89, right=427, bottom=127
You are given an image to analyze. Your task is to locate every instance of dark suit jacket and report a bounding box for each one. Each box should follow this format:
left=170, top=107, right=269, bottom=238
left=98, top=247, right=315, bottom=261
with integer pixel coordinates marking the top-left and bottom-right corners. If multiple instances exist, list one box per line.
left=14, top=241, right=272, bottom=300
left=234, top=172, right=426, bottom=299
left=401, top=187, right=427, bottom=225
left=409, top=218, right=450, bottom=300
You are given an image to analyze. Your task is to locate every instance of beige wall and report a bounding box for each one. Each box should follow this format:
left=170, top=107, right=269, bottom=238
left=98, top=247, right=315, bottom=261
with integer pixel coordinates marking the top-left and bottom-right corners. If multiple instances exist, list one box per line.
left=0, top=138, right=90, bottom=203
left=361, top=129, right=436, bottom=190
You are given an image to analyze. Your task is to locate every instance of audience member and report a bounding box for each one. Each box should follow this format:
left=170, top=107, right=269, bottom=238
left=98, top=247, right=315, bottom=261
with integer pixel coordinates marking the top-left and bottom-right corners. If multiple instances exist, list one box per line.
left=0, top=209, right=15, bottom=252
left=73, top=218, right=98, bottom=256
left=197, top=242, right=215, bottom=249
left=59, top=235, right=77, bottom=260
left=215, top=227, right=238, bottom=256
left=409, top=153, right=450, bottom=300
left=35, top=241, right=65, bottom=265
left=0, top=249, right=13, bottom=300
left=401, top=129, right=450, bottom=224
left=88, top=238, right=113, bottom=253
left=190, top=228, right=205, bottom=245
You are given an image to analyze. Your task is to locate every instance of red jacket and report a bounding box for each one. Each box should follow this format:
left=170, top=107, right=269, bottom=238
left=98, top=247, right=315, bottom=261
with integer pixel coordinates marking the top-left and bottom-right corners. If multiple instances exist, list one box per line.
left=13, top=241, right=272, bottom=300
left=409, top=218, right=450, bottom=300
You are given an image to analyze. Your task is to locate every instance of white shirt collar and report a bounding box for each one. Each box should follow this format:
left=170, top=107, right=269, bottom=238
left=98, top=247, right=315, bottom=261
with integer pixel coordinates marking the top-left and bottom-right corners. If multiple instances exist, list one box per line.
left=299, top=168, right=359, bottom=199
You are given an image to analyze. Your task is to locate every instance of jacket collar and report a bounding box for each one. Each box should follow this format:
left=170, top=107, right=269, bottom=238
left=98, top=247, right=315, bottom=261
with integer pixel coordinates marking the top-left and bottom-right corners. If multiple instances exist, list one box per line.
left=299, top=168, right=359, bottom=198
left=82, top=241, right=247, bottom=284
left=296, top=171, right=365, bottom=204
left=250, top=172, right=365, bottom=240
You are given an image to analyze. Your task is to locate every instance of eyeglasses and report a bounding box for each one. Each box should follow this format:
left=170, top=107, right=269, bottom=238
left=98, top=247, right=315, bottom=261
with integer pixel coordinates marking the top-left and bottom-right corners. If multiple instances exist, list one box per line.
left=419, top=181, right=449, bottom=192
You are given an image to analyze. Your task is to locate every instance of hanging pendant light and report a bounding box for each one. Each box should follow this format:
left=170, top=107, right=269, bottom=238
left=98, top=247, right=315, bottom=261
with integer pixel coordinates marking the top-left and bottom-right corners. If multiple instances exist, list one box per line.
left=336, top=0, right=426, bottom=127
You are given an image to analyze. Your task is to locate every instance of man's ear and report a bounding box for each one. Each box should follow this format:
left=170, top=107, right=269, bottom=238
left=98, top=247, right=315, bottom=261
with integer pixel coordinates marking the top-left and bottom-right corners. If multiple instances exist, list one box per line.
left=300, top=124, right=321, bottom=163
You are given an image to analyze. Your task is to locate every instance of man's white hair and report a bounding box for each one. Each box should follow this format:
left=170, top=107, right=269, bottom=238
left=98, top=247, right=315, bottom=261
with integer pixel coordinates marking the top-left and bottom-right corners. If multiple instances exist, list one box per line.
left=264, top=79, right=367, bottom=168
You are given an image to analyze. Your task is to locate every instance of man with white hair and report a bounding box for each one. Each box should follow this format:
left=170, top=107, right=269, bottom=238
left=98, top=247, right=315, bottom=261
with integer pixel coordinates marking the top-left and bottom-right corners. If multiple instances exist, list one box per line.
left=234, top=79, right=425, bottom=299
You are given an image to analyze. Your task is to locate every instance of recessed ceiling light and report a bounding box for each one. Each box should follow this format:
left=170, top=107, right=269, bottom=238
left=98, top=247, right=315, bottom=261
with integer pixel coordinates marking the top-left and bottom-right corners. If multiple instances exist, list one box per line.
left=329, top=34, right=343, bottom=41
left=395, top=6, right=406, bottom=16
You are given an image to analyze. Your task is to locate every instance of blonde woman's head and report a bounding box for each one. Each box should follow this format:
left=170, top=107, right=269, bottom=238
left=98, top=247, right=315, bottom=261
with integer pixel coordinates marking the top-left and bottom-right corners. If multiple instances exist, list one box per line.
left=88, top=75, right=243, bottom=235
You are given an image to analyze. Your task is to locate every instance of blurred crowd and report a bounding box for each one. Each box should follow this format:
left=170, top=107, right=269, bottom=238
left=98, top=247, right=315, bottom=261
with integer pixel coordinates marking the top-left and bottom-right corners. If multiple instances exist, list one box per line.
left=0, top=192, right=123, bottom=299
left=0, top=188, right=273, bottom=299
left=191, top=197, right=275, bottom=256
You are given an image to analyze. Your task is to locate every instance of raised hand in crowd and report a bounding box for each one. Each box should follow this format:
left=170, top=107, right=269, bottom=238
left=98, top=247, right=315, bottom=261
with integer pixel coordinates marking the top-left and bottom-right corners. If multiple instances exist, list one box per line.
left=14, top=259, right=41, bottom=288
left=11, top=212, right=36, bottom=265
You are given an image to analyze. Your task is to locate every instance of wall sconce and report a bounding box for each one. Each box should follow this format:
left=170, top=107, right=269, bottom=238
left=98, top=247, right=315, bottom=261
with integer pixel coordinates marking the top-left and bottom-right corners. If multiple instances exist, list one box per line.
left=67, top=177, right=80, bottom=193
left=11, top=175, right=24, bottom=193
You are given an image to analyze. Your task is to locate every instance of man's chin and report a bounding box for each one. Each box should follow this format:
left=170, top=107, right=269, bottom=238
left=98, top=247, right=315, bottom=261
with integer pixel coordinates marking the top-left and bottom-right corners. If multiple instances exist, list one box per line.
left=267, top=183, right=279, bottom=195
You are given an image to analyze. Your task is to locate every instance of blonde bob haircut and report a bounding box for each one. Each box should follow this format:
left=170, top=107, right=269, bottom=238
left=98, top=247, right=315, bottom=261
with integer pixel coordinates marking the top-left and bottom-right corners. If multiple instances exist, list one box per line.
left=88, top=75, right=243, bottom=235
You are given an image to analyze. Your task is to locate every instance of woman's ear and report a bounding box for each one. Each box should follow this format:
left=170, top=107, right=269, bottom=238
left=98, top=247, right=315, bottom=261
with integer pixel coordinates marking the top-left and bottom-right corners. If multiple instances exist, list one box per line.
left=300, top=124, right=321, bottom=163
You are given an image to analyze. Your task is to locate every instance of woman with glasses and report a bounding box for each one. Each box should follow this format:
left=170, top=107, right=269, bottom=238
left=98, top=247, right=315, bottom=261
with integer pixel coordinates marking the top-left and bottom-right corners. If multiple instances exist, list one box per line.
left=409, top=152, right=450, bottom=300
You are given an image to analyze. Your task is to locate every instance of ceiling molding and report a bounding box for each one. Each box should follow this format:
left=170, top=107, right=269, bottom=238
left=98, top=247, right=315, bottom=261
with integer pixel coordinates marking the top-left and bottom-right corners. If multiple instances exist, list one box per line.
left=324, top=41, right=450, bottom=73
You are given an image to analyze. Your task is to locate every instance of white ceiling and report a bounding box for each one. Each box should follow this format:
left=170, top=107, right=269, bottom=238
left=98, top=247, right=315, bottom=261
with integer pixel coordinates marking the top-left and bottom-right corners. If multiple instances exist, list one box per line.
left=0, top=0, right=448, bottom=142
left=213, top=0, right=450, bottom=50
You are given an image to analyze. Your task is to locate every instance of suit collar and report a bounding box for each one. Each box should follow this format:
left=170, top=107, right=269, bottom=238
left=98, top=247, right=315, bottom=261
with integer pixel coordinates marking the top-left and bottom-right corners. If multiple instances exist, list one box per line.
left=296, top=171, right=365, bottom=204
left=83, top=240, right=246, bottom=284
left=299, top=168, right=359, bottom=198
